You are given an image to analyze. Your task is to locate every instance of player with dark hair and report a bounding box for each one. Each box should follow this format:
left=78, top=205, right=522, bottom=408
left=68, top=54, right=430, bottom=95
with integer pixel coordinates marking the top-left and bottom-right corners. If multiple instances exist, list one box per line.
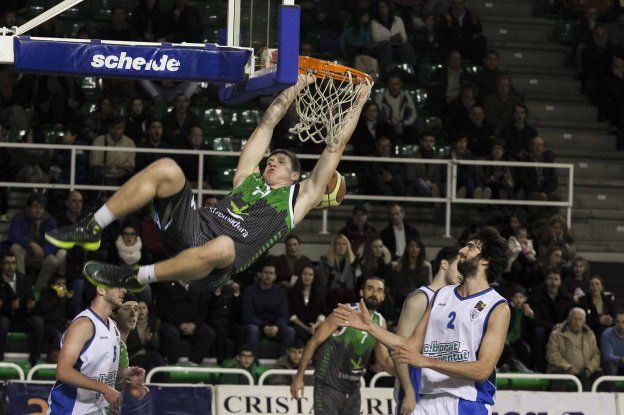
left=45, top=77, right=371, bottom=291
left=335, top=226, right=511, bottom=414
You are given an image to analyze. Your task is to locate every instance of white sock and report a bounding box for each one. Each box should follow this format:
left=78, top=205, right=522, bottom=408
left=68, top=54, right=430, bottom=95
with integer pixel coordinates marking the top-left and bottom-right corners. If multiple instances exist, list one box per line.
left=93, top=204, right=115, bottom=228
left=137, top=264, right=156, bottom=284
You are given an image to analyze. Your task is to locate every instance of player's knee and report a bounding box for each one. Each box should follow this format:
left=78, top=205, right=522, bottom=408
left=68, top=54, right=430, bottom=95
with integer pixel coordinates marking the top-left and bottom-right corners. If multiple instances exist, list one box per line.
left=152, top=158, right=184, bottom=180
left=197, top=236, right=234, bottom=268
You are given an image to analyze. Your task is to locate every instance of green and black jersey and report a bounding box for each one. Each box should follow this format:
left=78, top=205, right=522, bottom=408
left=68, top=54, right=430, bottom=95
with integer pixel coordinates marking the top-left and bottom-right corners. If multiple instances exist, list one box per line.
left=315, top=304, right=385, bottom=394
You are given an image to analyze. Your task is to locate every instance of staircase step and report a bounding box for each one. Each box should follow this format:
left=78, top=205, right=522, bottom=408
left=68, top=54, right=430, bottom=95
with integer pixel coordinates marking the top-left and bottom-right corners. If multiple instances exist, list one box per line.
left=531, top=118, right=610, bottom=132
left=573, top=187, right=624, bottom=209
left=574, top=209, right=624, bottom=221
left=493, top=43, right=569, bottom=68
left=511, top=74, right=584, bottom=100
left=540, top=128, right=616, bottom=152
left=471, top=1, right=533, bottom=17
left=502, top=65, right=578, bottom=77
left=526, top=99, right=598, bottom=124
left=560, top=158, right=624, bottom=179
left=483, top=19, right=553, bottom=43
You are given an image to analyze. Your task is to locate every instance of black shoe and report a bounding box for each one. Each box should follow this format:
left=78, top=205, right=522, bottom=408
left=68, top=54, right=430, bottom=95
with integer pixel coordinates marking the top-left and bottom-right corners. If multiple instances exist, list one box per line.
left=45, top=214, right=102, bottom=251
left=83, top=261, right=147, bottom=292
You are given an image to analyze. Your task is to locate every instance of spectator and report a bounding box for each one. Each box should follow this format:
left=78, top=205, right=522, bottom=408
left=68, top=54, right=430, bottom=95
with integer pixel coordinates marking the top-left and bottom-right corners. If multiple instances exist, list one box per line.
left=405, top=131, right=442, bottom=197
left=502, top=285, right=535, bottom=371
left=565, top=256, right=591, bottom=300
left=608, top=10, right=624, bottom=49
left=136, top=120, right=169, bottom=172
left=288, top=266, right=326, bottom=342
left=482, top=138, right=514, bottom=199
left=375, top=73, right=420, bottom=139
left=599, top=57, right=624, bottom=132
left=579, top=275, right=616, bottom=337
left=338, top=205, right=378, bottom=255
left=507, top=226, right=537, bottom=283
left=0, top=126, right=8, bottom=222
left=162, top=0, right=203, bottom=43
left=500, top=104, right=538, bottom=160
left=463, top=105, right=495, bottom=157
left=90, top=116, right=136, bottom=185
left=411, top=13, right=441, bottom=61
left=0, top=252, right=44, bottom=366
left=126, top=300, right=165, bottom=374
left=241, top=262, right=295, bottom=357
left=177, top=126, right=217, bottom=189
left=32, top=75, right=84, bottom=126
left=601, top=309, right=624, bottom=377
left=318, top=234, right=357, bottom=310
left=37, top=275, right=72, bottom=362
left=162, top=93, right=201, bottom=147
left=10, top=129, right=52, bottom=184
left=361, top=136, right=407, bottom=196
left=516, top=136, right=559, bottom=204
left=546, top=307, right=602, bottom=391
left=156, top=280, right=215, bottom=365
left=131, top=0, right=167, bottom=42
left=9, top=193, right=58, bottom=290
left=140, top=80, right=200, bottom=105
left=475, top=50, right=503, bottom=97
left=538, top=215, right=576, bottom=268
left=428, top=50, right=475, bottom=117
left=388, top=239, right=432, bottom=308
left=0, top=66, right=30, bottom=131
left=274, top=235, right=313, bottom=289
left=51, top=125, right=89, bottom=185
left=528, top=247, right=564, bottom=289
left=124, top=97, right=150, bottom=144
left=82, top=96, right=116, bottom=143
left=483, top=75, right=522, bottom=133
left=339, top=10, right=374, bottom=63
left=370, top=0, right=416, bottom=73
left=447, top=83, right=479, bottom=131
left=110, top=222, right=153, bottom=304
left=100, top=6, right=137, bottom=41
left=438, top=0, right=487, bottom=60
left=351, top=101, right=393, bottom=157
left=582, top=25, right=619, bottom=95
left=220, top=345, right=262, bottom=384
left=448, top=132, right=490, bottom=199
left=353, top=237, right=392, bottom=286
left=207, top=281, right=241, bottom=365
left=528, top=270, right=575, bottom=371
left=268, top=339, right=313, bottom=386
left=572, top=7, right=599, bottom=71
left=379, top=203, right=421, bottom=260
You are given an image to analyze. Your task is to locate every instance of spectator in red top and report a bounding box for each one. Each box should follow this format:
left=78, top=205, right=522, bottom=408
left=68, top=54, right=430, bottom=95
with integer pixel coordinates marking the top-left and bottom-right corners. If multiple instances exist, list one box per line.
left=275, top=235, right=312, bottom=289
left=338, top=204, right=378, bottom=255
left=288, top=266, right=326, bottom=342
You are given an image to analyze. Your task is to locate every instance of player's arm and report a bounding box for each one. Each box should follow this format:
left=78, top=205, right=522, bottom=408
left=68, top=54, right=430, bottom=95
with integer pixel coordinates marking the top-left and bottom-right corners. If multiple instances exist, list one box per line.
left=56, top=318, right=121, bottom=406
left=396, top=302, right=510, bottom=382
left=293, top=82, right=372, bottom=224
left=290, top=313, right=340, bottom=399
left=373, top=318, right=393, bottom=375
left=233, top=76, right=308, bottom=188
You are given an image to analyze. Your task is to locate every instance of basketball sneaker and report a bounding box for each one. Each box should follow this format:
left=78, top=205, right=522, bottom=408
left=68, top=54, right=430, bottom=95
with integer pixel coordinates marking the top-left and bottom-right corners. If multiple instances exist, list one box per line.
left=83, top=261, right=147, bottom=292
left=45, top=214, right=102, bottom=251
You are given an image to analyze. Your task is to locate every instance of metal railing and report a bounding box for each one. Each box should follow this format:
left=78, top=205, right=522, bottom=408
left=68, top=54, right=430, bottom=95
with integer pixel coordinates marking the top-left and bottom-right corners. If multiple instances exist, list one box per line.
left=0, top=362, right=25, bottom=381
left=27, top=363, right=56, bottom=382
left=257, top=369, right=366, bottom=387
left=591, top=375, right=624, bottom=392
left=0, top=142, right=574, bottom=236
left=145, top=366, right=254, bottom=385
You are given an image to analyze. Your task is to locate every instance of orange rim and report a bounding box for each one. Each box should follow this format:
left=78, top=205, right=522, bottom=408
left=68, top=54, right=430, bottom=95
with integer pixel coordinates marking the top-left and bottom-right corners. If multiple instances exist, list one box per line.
left=299, top=56, right=373, bottom=84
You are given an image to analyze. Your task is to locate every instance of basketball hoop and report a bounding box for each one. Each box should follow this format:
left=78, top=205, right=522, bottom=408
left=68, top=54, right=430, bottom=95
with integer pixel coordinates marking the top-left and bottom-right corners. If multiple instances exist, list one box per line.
left=290, top=56, right=373, bottom=148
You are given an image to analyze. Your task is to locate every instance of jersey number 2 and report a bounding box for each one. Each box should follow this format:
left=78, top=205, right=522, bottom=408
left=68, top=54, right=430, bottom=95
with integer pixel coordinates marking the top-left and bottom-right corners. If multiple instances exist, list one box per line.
left=447, top=311, right=456, bottom=329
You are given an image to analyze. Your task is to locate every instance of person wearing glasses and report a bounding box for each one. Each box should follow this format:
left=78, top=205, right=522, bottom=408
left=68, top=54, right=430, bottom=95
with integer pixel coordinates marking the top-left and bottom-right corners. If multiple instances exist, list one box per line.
left=334, top=227, right=510, bottom=415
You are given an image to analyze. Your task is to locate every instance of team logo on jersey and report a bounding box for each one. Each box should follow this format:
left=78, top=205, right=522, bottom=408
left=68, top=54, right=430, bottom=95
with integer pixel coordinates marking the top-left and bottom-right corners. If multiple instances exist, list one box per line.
left=350, top=357, right=365, bottom=373
left=226, top=200, right=250, bottom=220
left=470, top=301, right=487, bottom=321
left=252, top=184, right=271, bottom=198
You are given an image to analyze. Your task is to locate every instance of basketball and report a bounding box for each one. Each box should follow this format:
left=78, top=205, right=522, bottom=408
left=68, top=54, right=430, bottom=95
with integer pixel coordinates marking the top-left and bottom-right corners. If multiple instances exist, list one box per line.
left=316, top=171, right=346, bottom=209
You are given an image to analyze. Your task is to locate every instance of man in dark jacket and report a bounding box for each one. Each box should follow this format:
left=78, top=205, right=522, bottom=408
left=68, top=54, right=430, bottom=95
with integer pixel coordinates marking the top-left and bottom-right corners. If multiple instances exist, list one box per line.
left=338, top=205, right=378, bottom=255
left=379, top=204, right=421, bottom=261
left=360, top=136, right=406, bottom=196
left=516, top=136, right=559, bottom=203
left=437, top=0, right=487, bottom=60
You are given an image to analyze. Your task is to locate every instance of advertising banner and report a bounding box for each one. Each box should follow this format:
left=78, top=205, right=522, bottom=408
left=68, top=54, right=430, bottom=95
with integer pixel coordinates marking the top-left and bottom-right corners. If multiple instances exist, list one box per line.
left=492, top=391, right=617, bottom=415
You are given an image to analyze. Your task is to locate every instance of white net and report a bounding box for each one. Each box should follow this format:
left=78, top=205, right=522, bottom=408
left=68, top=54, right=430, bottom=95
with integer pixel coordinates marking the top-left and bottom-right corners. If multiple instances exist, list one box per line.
left=290, top=66, right=372, bottom=148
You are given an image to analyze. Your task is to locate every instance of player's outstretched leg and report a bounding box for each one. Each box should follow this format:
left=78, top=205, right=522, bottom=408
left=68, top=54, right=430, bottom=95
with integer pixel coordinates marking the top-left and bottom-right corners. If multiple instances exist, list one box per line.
left=45, top=158, right=185, bottom=251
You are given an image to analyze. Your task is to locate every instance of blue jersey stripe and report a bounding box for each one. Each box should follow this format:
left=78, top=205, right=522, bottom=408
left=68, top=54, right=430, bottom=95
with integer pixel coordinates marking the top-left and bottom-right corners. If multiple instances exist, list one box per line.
left=49, top=382, right=78, bottom=414
left=458, top=398, right=490, bottom=415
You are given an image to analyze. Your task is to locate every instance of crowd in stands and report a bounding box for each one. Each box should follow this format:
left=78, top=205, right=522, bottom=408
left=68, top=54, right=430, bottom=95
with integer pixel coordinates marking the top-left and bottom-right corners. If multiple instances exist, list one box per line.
left=0, top=0, right=621, bottom=391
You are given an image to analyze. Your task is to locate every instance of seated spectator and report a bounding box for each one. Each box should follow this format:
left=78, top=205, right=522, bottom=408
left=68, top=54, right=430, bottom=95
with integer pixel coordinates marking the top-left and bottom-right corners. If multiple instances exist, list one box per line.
left=162, top=93, right=201, bottom=147
left=447, top=83, right=479, bottom=130
left=499, top=285, right=535, bottom=371
left=176, top=127, right=217, bottom=189
left=405, top=132, right=442, bottom=197
left=360, top=136, right=407, bottom=196
left=375, top=73, right=420, bottom=139
left=581, top=25, right=620, bottom=95
left=572, top=7, right=599, bottom=71
left=608, top=10, right=624, bottom=49
left=241, top=262, right=295, bottom=357
left=463, top=106, right=495, bottom=158
left=162, top=0, right=203, bottom=43
left=156, top=280, right=215, bottom=365
left=428, top=50, right=475, bottom=117
left=126, top=300, right=166, bottom=374
left=483, top=75, right=522, bottom=133
left=124, top=97, right=150, bottom=144
left=353, top=238, right=392, bottom=287
left=546, top=307, right=602, bottom=391
left=475, top=50, right=503, bottom=97
left=388, top=239, right=431, bottom=308
left=207, top=281, right=241, bottom=364
left=110, top=222, right=153, bottom=304
left=482, top=139, right=514, bottom=199
left=599, top=57, right=624, bottom=132
left=338, top=205, right=378, bottom=255
left=9, top=193, right=58, bottom=290
left=507, top=226, right=536, bottom=283
left=448, top=132, right=490, bottom=199
left=275, top=235, right=313, bottom=288
left=565, top=256, right=591, bottom=301
left=538, top=214, right=576, bottom=269
left=411, top=13, right=441, bottom=62
left=318, top=234, right=357, bottom=310
left=100, top=6, right=137, bottom=40
left=51, top=125, right=89, bottom=185
left=220, top=345, right=262, bottom=385
left=89, top=116, right=136, bottom=186
left=32, top=75, right=85, bottom=126
left=0, top=65, right=30, bottom=131
left=351, top=101, right=393, bottom=157
left=131, top=0, right=167, bottom=41
left=10, top=129, right=51, bottom=184
left=268, top=340, right=313, bottom=385
left=516, top=136, right=560, bottom=205
left=288, top=266, right=326, bottom=342
left=0, top=128, right=9, bottom=222
left=437, top=0, right=487, bottom=60
left=600, top=309, right=624, bottom=377
left=370, top=0, right=415, bottom=74
left=339, top=10, right=374, bottom=63
left=139, top=80, right=199, bottom=105
left=81, top=96, right=116, bottom=143
left=37, top=275, right=72, bottom=362
left=136, top=120, right=169, bottom=172
left=379, top=203, right=421, bottom=261
left=0, top=252, right=44, bottom=366
left=528, top=270, right=575, bottom=371
left=579, top=275, right=616, bottom=338
left=499, top=104, right=538, bottom=160
left=528, top=247, right=564, bottom=289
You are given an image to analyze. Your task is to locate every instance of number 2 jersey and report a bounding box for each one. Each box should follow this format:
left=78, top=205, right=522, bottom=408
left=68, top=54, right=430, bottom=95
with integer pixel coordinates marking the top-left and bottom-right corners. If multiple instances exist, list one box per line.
left=420, top=284, right=507, bottom=404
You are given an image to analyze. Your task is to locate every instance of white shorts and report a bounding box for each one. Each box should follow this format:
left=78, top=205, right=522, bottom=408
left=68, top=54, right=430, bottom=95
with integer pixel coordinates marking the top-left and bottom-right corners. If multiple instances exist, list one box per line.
left=411, top=395, right=492, bottom=415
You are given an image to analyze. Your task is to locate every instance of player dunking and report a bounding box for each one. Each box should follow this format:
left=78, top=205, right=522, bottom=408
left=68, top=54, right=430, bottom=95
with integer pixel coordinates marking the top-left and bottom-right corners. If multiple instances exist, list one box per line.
left=45, top=77, right=371, bottom=291
left=335, top=227, right=511, bottom=415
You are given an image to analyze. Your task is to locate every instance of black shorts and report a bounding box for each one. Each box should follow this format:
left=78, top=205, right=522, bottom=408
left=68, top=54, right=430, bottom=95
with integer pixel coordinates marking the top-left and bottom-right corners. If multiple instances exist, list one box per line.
left=313, top=380, right=360, bottom=415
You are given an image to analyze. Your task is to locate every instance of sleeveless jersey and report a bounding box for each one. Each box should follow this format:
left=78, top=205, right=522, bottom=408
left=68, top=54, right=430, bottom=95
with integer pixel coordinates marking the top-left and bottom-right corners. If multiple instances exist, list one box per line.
left=420, top=284, right=507, bottom=404
left=48, top=308, right=121, bottom=415
left=199, top=173, right=297, bottom=276
left=315, top=304, right=384, bottom=393
left=394, top=285, right=436, bottom=412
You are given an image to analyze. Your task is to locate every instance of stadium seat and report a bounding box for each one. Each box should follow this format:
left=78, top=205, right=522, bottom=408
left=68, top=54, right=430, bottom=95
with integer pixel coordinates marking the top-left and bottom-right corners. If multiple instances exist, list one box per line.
left=403, top=84, right=428, bottom=109
left=396, top=144, right=418, bottom=157
left=198, top=107, right=227, bottom=136
left=168, top=370, right=218, bottom=384
left=212, top=136, right=234, bottom=151
left=425, top=116, right=443, bottom=131
left=419, top=63, right=443, bottom=85
left=152, top=104, right=173, bottom=120
left=552, top=20, right=574, bottom=45
left=342, top=172, right=359, bottom=193
left=434, top=146, right=451, bottom=158
left=5, top=130, right=25, bottom=142
left=228, top=109, right=261, bottom=137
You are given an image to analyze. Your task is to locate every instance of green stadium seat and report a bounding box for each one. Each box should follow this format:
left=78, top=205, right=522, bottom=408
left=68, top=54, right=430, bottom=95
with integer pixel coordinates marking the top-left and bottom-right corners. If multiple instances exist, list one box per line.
left=168, top=370, right=218, bottom=383
left=342, top=172, right=359, bottom=193
left=425, top=116, right=443, bottom=131
left=7, top=332, right=28, bottom=341
left=228, top=109, right=261, bottom=137
left=404, top=84, right=428, bottom=108
left=388, top=62, right=417, bottom=78
left=434, top=145, right=450, bottom=157
left=212, top=137, right=234, bottom=151
left=553, top=20, right=575, bottom=45
left=396, top=144, right=418, bottom=157
left=215, top=168, right=236, bottom=189
left=153, top=105, right=173, bottom=120
left=198, top=107, right=227, bottom=135
left=420, top=63, right=443, bottom=85
left=5, top=130, right=25, bottom=142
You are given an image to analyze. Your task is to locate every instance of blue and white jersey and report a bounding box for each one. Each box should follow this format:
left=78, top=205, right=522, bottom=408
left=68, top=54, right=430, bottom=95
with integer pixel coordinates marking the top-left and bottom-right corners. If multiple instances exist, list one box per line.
left=420, top=284, right=507, bottom=404
left=48, top=308, right=121, bottom=415
left=394, top=285, right=437, bottom=413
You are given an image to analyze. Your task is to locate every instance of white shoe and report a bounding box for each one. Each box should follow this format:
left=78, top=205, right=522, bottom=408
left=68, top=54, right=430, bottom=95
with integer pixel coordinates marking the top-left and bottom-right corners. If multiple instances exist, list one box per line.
left=456, top=186, right=467, bottom=198
left=483, top=187, right=492, bottom=199
left=473, top=187, right=483, bottom=199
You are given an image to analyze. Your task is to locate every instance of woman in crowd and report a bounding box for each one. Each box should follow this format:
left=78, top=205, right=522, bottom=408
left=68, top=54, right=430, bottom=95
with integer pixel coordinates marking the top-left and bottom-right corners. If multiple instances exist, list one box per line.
left=579, top=275, right=616, bottom=338
left=538, top=215, right=576, bottom=269
left=124, top=97, right=150, bottom=144
left=564, top=256, right=591, bottom=302
left=318, top=234, right=357, bottom=310
left=126, top=300, right=166, bottom=375
left=388, top=239, right=432, bottom=308
left=370, top=0, right=416, bottom=74
left=110, top=221, right=153, bottom=303
left=288, top=266, right=326, bottom=342
left=354, top=237, right=393, bottom=286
